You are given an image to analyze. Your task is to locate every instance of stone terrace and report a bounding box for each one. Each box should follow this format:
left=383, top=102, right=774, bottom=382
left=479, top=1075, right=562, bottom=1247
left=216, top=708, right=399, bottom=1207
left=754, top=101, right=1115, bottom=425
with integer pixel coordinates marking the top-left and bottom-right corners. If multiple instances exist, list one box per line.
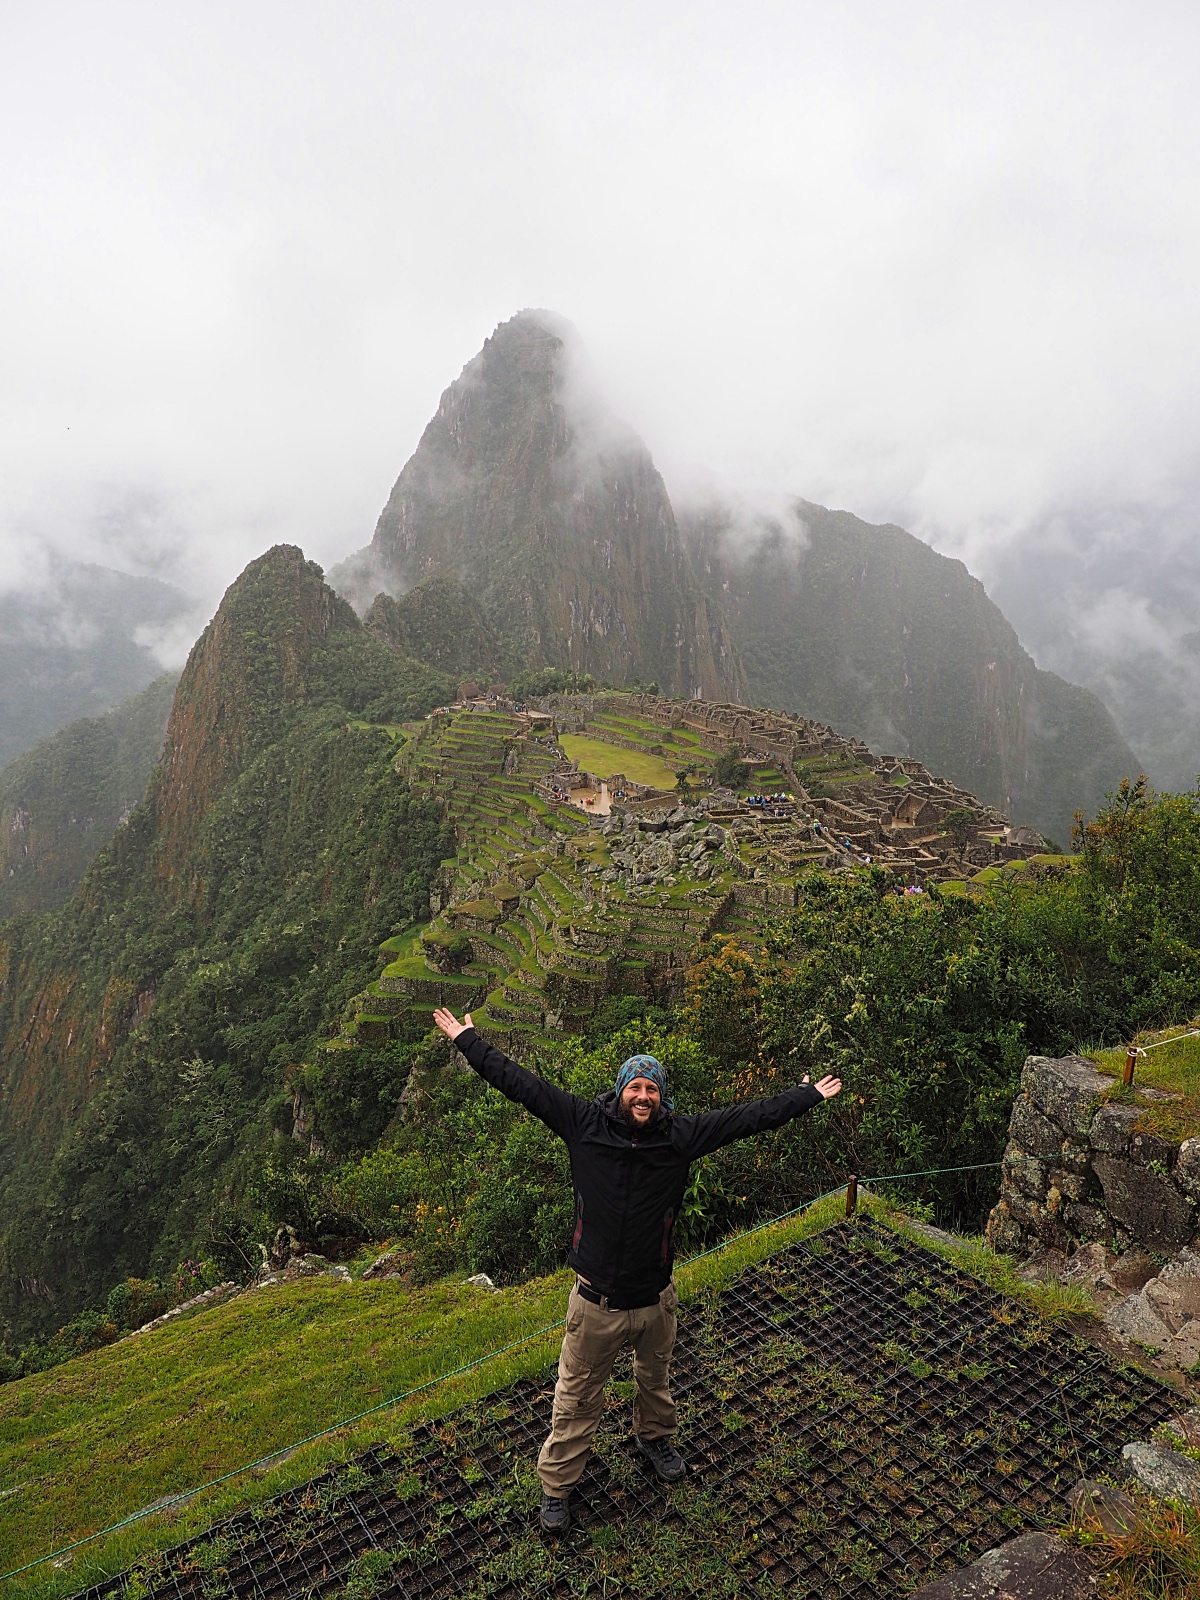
left=328, top=694, right=1038, bottom=1055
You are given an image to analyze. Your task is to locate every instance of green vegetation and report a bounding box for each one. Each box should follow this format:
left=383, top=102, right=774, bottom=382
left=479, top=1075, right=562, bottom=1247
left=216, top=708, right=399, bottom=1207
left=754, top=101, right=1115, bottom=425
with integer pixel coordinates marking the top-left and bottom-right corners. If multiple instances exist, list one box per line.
left=557, top=733, right=680, bottom=789
left=3, top=532, right=1198, bottom=1597
left=364, top=573, right=505, bottom=680
left=1069, top=1484, right=1200, bottom=1599
left=0, top=673, right=178, bottom=919
left=712, top=749, right=750, bottom=788
left=0, top=550, right=456, bottom=1346
left=675, top=777, right=1200, bottom=1232
left=509, top=666, right=599, bottom=699
left=1090, top=1022, right=1200, bottom=1144
left=0, top=1192, right=855, bottom=1595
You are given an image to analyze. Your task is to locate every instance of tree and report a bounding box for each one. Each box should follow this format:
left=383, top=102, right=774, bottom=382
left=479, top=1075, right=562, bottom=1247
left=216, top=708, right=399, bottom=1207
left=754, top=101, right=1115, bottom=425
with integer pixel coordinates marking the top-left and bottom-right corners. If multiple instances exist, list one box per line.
left=714, top=749, right=750, bottom=789
left=942, top=807, right=976, bottom=850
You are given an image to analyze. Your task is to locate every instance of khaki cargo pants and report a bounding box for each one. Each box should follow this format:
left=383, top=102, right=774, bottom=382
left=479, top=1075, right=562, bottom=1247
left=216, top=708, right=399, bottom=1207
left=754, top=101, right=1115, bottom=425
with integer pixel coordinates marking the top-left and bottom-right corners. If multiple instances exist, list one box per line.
left=537, top=1280, right=678, bottom=1495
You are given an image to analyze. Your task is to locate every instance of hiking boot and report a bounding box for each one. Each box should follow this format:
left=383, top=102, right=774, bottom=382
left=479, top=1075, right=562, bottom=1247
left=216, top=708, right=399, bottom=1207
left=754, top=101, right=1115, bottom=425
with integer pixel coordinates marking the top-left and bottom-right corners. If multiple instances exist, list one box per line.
left=539, top=1490, right=572, bottom=1534
left=635, top=1434, right=686, bottom=1482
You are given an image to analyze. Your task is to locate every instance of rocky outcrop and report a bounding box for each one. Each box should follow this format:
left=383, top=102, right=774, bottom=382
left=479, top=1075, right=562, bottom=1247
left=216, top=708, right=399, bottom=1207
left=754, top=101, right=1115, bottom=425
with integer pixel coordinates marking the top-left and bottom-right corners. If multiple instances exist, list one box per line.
left=987, top=1055, right=1196, bottom=1257
left=334, top=311, right=745, bottom=702
left=909, top=1532, right=1097, bottom=1599
left=1103, top=1248, right=1200, bottom=1367
left=1117, top=1441, right=1200, bottom=1504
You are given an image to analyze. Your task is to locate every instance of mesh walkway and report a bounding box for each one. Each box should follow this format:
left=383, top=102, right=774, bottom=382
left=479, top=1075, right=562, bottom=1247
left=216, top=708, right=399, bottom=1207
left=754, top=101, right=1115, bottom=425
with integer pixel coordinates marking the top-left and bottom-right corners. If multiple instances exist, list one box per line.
left=80, top=1221, right=1175, bottom=1599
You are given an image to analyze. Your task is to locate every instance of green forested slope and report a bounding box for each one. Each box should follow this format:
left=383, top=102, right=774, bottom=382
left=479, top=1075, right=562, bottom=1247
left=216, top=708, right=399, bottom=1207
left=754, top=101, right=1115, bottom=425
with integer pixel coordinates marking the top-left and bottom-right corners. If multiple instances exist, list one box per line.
left=0, top=562, right=192, bottom=770
left=0, top=673, right=178, bottom=919
left=0, top=548, right=453, bottom=1341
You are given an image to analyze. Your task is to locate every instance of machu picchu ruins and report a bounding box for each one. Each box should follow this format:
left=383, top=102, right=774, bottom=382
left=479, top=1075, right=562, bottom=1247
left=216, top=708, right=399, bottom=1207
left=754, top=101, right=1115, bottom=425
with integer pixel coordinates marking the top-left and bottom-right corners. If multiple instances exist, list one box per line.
left=332, top=690, right=1044, bottom=1057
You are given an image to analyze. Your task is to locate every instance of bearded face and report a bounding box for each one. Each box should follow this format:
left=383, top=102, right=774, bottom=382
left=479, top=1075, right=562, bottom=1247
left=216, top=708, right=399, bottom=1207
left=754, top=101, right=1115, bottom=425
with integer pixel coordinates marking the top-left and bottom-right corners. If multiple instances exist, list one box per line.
left=619, top=1076, right=664, bottom=1128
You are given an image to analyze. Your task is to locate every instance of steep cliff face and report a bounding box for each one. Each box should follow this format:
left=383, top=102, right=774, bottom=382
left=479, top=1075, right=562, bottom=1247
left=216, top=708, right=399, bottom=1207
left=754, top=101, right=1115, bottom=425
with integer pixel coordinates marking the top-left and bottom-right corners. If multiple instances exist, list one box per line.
left=150, top=546, right=357, bottom=889
left=0, top=550, right=452, bottom=1337
left=0, top=673, right=176, bottom=920
left=335, top=311, right=744, bottom=701
left=682, top=501, right=1141, bottom=839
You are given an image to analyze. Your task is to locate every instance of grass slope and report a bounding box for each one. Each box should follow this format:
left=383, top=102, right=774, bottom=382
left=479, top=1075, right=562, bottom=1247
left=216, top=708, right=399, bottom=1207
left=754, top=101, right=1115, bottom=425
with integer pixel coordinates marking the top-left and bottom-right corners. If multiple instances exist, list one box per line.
left=556, top=734, right=681, bottom=790
left=0, top=1192, right=1095, bottom=1598
left=1089, top=1019, right=1200, bottom=1144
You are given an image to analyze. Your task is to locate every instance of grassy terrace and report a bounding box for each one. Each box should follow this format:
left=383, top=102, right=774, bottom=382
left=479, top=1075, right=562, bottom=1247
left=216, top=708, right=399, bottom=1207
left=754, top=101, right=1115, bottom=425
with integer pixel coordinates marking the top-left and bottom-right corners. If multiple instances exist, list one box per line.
left=557, top=735, right=681, bottom=790
left=0, top=1194, right=1106, bottom=1599
left=1088, top=1019, right=1200, bottom=1144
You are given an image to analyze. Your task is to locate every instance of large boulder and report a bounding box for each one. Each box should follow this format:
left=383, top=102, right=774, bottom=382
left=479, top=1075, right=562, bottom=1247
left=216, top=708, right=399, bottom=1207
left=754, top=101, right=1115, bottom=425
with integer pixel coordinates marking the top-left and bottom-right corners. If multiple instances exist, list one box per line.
left=1118, top=1441, right=1200, bottom=1505
left=1104, top=1291, right=1173, bottom=1350
left=1067, top=1478, right=1139, bottom=1537
left=1144, top=1246, right=1200, bottom=1330
left=908, top=1532, right=1096, bottom=1598
left=1105, top=1247, right=1200, bottom=1366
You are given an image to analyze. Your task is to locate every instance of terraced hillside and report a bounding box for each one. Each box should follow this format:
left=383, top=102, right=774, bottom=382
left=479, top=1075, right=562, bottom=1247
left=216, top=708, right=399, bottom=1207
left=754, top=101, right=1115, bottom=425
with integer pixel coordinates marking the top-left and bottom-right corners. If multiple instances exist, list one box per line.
left=332, top=692, right=1038, bottom=1057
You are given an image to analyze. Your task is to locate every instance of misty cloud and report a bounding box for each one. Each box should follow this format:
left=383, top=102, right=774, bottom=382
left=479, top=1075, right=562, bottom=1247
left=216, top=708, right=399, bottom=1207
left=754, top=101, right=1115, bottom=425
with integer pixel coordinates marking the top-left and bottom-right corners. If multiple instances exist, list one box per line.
left=2, top=0, right=1200, bottom=780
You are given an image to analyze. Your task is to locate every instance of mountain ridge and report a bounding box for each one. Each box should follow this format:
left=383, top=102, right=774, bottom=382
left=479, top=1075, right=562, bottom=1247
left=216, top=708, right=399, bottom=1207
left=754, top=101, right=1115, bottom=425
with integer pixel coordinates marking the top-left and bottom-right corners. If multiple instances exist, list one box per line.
left=0, top=673, right=177, bottom=920
left=680, top=499, right=1142, bottom=840
left=0, top=548, right=454, bottom=1338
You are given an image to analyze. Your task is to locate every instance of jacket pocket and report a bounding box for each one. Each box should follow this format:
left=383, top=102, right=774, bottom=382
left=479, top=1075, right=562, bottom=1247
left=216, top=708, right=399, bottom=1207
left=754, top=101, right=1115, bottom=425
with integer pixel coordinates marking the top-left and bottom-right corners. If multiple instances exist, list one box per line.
left=571, top=1192, right=585, bottom=1251
left=660, top=1207, right=675, bottom=1266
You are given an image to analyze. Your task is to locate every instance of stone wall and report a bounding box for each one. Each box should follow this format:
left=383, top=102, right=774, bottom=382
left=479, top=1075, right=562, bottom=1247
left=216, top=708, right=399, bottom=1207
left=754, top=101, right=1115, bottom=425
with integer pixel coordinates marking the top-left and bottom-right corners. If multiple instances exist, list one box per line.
left=987, top=1054, right=1200, bottom=1257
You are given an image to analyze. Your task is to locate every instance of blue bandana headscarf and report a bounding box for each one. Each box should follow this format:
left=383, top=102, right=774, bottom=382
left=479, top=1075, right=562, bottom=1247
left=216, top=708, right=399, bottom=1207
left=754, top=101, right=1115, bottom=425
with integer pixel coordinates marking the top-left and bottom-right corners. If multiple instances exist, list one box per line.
left=615, top=1054, right=673, bottom=1111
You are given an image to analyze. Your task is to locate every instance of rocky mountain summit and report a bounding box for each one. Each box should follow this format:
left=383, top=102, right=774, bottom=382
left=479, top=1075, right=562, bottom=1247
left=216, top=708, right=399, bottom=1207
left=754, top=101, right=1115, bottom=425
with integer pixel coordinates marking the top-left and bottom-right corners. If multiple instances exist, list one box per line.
left=334, top=310, right=742, bottom=702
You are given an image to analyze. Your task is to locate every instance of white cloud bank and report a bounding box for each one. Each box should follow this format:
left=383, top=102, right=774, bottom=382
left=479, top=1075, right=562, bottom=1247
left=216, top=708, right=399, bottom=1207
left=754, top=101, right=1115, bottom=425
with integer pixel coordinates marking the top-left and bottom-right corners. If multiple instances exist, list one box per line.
left=2, top=0, right=1199, bottom=716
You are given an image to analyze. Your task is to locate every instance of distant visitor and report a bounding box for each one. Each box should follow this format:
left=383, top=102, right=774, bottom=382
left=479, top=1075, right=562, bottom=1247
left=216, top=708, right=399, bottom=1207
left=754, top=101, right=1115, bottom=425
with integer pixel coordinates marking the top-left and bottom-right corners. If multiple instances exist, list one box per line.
left=432, top=1007, right=842, bottom=1533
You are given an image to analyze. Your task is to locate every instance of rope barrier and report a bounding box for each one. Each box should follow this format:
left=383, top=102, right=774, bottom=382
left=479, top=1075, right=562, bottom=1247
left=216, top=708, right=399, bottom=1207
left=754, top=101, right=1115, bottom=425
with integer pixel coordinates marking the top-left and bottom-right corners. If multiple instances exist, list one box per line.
left=0, top=1156, right=1003, bottom=1585
left=1140, top=1028, right=1200, bottom=1052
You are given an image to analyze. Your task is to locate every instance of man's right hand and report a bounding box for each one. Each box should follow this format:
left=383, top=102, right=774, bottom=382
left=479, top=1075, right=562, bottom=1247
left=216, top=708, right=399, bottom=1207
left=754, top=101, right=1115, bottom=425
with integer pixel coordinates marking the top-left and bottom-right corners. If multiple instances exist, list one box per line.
left=433, top=1008, right=473, bottom=1041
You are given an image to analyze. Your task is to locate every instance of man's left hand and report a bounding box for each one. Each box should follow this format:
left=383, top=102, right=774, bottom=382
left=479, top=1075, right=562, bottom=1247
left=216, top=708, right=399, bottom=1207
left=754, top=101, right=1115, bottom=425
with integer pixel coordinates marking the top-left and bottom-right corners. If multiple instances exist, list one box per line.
left=802, top=1073, right=843, bottom=1100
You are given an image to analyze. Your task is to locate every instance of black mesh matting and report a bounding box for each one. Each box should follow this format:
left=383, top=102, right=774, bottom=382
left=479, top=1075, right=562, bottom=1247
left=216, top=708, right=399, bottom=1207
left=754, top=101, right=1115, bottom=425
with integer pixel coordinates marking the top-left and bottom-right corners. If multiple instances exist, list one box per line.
left=77, top=1222, right=1176, bottom=1599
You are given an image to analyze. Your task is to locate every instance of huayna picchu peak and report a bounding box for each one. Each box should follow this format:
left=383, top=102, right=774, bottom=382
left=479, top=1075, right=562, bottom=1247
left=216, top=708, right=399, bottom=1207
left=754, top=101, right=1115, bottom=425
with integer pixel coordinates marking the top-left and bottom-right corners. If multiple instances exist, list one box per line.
left=332, top=310, right=745, bottom=703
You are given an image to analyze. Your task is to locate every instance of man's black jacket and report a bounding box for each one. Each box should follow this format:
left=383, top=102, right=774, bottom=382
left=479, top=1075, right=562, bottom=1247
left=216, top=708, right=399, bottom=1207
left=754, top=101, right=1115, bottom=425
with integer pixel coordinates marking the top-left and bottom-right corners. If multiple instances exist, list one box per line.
left=456, top=1027, right=824, bottom=1306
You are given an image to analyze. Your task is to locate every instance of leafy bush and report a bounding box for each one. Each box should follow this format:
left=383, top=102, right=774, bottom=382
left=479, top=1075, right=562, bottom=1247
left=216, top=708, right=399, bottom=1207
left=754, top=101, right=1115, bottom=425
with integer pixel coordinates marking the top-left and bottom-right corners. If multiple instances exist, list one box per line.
left=508, top=666, right=597, bottom=699
left=713, top=749, right=750, bottom=788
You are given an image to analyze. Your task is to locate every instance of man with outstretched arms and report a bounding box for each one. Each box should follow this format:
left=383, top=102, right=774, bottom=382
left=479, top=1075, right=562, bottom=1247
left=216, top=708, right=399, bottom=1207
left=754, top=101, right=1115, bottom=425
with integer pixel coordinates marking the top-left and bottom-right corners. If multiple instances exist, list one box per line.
left=432, top=1007, right=841, bottom=1534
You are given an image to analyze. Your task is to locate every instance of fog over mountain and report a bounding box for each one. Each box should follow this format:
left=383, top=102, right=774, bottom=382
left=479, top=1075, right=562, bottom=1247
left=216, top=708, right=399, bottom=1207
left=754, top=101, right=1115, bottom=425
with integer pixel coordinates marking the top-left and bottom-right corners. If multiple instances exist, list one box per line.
left=2, top=2, right=1200, bottom=790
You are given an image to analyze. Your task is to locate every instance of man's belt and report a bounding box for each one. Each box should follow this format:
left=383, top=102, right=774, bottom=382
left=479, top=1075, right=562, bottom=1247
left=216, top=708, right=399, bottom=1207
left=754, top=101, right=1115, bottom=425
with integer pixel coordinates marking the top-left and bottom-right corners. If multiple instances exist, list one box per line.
left=575, top=1280, right=664, bottom=1311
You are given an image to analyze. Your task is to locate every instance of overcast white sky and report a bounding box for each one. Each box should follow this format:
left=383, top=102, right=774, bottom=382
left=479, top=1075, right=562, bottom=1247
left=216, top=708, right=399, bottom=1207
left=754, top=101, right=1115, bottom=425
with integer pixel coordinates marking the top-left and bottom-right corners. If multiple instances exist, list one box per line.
left=3, top=0, right=1199, bottom=656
